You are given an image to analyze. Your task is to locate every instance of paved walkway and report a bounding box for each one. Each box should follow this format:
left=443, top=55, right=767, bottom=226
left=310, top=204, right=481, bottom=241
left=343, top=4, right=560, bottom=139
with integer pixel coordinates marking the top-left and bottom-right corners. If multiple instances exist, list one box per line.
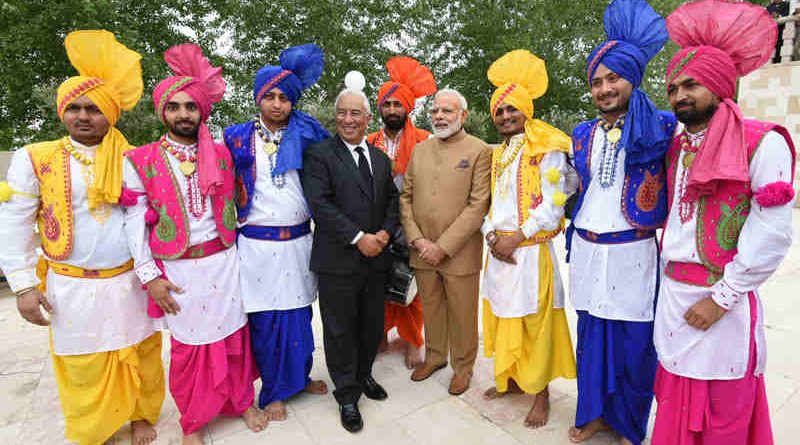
left=2, top=210, right=798, bottom=445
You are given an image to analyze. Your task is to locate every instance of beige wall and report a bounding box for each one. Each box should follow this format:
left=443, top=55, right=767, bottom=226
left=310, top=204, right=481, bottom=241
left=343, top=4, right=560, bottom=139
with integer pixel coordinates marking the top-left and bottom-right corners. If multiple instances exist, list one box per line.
left=0, top=151, right=11, bottom=181
left=738, top=62, right=800, bottom=206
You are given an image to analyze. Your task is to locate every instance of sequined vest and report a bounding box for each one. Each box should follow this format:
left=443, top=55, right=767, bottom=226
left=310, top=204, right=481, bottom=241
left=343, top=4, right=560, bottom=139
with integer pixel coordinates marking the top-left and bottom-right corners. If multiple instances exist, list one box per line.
left=125, top=141, right=237, bottom=260
left=490, top=142, right=563, bottom=244
left=665, top=119, right=795, bottom=280
left=27, top=138, right=74, bottom=260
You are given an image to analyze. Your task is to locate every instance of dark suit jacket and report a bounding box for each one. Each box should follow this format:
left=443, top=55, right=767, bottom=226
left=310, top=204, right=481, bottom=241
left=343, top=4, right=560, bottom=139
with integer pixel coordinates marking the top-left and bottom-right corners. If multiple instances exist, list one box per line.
left=302, top=134, right=400, bottom=275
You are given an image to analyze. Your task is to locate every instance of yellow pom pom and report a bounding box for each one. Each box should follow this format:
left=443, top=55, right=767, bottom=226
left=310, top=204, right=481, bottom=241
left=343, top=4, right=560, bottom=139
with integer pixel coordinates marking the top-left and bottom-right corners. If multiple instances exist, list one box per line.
left=545, top=167, right=561, bottom=184
left=552, top=191, right=568, bottom=207
left=0, top=181, right=13, bottom=202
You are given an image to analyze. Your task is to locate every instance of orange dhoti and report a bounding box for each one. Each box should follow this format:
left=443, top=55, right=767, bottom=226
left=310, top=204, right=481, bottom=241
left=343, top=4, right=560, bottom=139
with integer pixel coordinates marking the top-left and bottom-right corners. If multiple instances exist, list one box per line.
left=384, top=297, right=424, bottom=347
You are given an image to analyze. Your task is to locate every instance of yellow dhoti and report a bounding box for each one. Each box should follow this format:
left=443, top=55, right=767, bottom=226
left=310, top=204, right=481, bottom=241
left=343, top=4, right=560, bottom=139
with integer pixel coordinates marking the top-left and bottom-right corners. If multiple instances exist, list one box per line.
left=483, top=244, right=576, bottom=394
left=51, top=332, right=165, bottom=445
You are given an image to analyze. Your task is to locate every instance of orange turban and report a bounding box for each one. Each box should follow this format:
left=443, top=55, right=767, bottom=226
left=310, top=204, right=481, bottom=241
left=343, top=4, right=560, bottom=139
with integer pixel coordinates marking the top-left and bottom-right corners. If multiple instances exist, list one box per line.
left=375, top=56, right=436, bottom=174
left=56, top=30, right=143, bottom=209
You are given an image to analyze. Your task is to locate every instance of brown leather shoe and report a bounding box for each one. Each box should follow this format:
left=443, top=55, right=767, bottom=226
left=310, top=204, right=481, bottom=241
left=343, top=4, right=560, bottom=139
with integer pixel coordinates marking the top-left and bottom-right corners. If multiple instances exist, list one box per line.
left=448, top=373, right=471, bottom=395
left=410, top=362, right=447, bottom=382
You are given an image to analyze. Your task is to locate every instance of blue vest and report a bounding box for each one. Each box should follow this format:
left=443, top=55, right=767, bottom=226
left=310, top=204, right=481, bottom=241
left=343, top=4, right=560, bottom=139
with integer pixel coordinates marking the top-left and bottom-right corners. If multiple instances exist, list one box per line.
left=566, top=111, right=677, bottom=257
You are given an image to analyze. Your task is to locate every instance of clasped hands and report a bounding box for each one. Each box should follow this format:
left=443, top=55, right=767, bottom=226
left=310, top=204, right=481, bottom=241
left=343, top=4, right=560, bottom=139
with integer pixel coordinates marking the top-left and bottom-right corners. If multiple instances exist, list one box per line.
left=356, top=230, right=391, bottom=258
left=486, top=229, right=526, bottom=265
left=411, top=238, right=447, bottom=267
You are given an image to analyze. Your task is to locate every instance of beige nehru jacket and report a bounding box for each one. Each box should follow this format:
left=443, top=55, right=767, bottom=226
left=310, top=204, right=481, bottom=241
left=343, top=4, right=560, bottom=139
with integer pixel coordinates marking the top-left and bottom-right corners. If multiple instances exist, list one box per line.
left=400, top=130, right=492, bottom=276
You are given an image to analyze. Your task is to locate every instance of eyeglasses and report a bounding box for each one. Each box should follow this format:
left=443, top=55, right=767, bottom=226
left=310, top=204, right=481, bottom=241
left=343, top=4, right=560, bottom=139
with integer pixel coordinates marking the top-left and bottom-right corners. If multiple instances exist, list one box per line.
left=428, top=107, right=461, bottom=116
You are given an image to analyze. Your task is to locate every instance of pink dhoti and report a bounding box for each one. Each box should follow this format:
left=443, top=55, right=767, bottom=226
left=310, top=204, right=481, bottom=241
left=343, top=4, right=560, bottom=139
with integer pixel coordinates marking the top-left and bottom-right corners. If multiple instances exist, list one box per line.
left=652, top=294, right=773, bottom=445
left=169, top=325, right=258, bottom=434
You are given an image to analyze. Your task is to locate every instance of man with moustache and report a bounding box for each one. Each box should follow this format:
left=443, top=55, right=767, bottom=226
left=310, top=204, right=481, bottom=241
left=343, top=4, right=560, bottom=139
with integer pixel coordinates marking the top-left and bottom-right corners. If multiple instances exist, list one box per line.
left=224, top=43, right=330, bottom=424
left=302, top=72, right=399, bottom=433
left=0, top=30, right=164, bottom=445
left=124, top=44, right=265, bottom=445
left=567, top=1, right=677, bottom=444
left=653, top=2, right=794, bottom=444
left=367, top=56, right=436, bottom=369
left=400, top=89, right=492, bottom=395
left=480, top=49, right=576, bottom=429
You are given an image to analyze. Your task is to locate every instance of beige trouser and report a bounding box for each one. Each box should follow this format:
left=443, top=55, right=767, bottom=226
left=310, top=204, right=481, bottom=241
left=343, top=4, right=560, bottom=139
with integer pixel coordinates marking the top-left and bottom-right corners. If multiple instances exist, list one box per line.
left=415, top=269, right=479, bottom=377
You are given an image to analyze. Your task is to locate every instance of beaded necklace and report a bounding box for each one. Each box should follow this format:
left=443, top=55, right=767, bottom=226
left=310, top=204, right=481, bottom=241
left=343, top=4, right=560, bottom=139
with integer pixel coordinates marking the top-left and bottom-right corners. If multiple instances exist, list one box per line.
left=677, top=129, right=704, bottom=224
left=161, top=137, right=207, bottom=219
left=597, top=115, right=625, bottom=188
left=64, top=138, right=112, bottom=223
left=254, top=117, right=287, bottom=189
left=495, top=136, right=525, bottom=199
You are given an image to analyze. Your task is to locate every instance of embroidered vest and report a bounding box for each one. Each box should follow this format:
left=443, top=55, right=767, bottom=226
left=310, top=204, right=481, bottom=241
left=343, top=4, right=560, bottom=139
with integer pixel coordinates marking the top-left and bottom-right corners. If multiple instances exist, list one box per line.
left=665, top=119, right=796, bottom=280
left=125, top=141, right=237, bottom=260
left=490, top=142, right=563, bottom=244
left=367, top=127, right=430, bottom=176
left=571, top=111, right=677, bottom=232
left=27, top=138, right=74, bottom=260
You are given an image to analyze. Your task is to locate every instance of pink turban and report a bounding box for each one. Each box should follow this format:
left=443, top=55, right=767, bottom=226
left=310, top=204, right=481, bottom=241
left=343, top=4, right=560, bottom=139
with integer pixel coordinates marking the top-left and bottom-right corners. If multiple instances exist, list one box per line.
left=153, top=44, right=226, bottom=196
left=665, top=0, right=776, bottom=202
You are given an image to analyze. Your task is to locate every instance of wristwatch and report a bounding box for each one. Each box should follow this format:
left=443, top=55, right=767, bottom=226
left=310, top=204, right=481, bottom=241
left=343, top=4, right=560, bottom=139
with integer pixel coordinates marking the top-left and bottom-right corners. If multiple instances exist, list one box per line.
left=486, top=231, right=498, bottom=247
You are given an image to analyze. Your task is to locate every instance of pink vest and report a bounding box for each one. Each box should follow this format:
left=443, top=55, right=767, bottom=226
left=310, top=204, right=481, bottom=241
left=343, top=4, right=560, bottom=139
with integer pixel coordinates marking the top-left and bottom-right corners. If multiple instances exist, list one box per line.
left=666, top=120, right=796, bottom=279
left=126, top=141, right=237, bottom=260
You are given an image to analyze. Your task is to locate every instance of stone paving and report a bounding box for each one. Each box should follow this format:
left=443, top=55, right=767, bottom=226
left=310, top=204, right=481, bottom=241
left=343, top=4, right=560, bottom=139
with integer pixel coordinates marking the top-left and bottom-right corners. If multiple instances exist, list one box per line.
left=1, top=210, right=798, bottom=445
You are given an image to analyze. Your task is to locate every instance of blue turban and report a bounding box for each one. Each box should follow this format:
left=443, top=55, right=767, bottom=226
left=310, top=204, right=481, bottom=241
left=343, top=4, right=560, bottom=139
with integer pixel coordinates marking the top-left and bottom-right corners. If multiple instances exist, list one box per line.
left=251, top=43, right=330, bottom=176
left=586, top=0, right=671, bottom=164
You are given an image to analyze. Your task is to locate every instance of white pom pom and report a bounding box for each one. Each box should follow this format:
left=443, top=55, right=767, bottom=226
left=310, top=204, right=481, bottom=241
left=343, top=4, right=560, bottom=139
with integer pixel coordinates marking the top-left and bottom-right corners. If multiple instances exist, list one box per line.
left=344, top=70, right=366, bottom=92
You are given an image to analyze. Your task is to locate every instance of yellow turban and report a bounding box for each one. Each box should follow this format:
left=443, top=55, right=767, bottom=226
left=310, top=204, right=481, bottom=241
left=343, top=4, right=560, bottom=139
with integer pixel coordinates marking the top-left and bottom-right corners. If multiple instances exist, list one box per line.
left=488, top=50, right=570, bottom=156
left=56, top=30, right=143, bottom=209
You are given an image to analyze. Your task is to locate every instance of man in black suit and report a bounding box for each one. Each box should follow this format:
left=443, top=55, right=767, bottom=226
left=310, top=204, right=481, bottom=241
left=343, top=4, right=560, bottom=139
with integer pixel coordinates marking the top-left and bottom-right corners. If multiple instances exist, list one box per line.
left=302, top=86, right=399, bottom=433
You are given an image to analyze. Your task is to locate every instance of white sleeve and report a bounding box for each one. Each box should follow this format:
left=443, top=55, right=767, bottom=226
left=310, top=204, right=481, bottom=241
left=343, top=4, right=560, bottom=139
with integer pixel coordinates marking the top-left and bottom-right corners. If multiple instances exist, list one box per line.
left=0, top=149, right=42, bottom=292
left=122, top=158, right=161, bottom=284
left=712, top=131, right=794, bottom=308
left=521, top=151, right=568, bottom=238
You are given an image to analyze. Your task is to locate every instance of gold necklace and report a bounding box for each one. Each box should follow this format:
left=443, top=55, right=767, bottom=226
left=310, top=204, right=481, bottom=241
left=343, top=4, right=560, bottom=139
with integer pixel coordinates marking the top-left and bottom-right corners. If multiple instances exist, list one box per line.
left=495, top=138, right=524, bottom=174
left=63, top=138, right=93, bottom=165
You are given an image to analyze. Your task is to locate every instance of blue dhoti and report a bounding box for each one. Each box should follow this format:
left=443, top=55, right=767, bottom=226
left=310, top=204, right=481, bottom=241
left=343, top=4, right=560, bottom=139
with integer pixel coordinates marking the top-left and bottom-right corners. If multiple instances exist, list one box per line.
left=249, top=306, right=315, bottom=408
left=575, top=311, right=657, bottom=445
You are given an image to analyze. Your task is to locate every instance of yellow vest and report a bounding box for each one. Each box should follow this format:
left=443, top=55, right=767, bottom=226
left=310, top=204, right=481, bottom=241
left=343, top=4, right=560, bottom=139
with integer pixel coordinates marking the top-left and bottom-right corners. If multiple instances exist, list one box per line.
left=27, top=138, right=74, bottom=260
left=490, top=142, right=564, bottom=246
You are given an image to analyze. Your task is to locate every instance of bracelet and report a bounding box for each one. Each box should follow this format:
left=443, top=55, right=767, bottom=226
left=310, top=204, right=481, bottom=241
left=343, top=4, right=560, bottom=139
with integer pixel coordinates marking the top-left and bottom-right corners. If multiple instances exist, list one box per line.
left=486, top=231, right=498, bottom=247
left=15, top=286, right=37, bottom=297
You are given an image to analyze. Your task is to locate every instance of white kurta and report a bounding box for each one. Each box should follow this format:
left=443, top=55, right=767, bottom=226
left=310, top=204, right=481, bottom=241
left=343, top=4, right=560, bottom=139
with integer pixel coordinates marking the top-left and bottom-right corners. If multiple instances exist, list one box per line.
left=480, top=134, right=569, bottom=318
left=570, top=125, right=659, bottom=322
left=123, top=138, right=246, bottom=346
left=0, top=141, right=154, bottom=355
left=655, top=130, right=793, bottom=379
left=237, top=124, right=317, bottom=313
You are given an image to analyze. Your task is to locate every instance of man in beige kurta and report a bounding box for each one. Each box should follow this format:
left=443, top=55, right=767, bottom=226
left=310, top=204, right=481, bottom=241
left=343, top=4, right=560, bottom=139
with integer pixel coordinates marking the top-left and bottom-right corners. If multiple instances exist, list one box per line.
left=400, top=89, right=492, bottom=395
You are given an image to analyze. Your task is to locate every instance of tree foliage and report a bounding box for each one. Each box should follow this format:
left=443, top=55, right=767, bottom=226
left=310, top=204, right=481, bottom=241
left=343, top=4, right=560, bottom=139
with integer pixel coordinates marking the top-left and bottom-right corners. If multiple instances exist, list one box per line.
left=1, top=0, right=685, bottom=149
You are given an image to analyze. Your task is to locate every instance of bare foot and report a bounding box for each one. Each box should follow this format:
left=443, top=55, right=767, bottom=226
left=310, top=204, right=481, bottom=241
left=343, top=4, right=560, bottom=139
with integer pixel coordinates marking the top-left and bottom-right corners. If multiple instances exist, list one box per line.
left=182, top=432, right=205, bottom=445
left=524, top=387, right=550, bottom=429
left=131, top=420, right=157, bottom=445
left=305, top=379, right=328, bottom=395
left=404, top=343, right=422, bottom=369
left=379, top=334, right=389, bottom=352
left=243, top=405, right=268, bottom=431
left=568, top=417, right=611, bottom=443
left=482, top=379, right=523, bottom=400
left=264, top=400, right=287, bottom=422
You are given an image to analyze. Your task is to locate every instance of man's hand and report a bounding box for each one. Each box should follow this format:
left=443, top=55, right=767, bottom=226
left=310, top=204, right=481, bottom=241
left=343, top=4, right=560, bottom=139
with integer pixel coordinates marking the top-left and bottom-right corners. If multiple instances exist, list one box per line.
left=17, top=289, right=52, bottom=326
left=490, top=230, right=525, bottom=265
left=376, top=230, right=391, bottom=245
left=357, top=233, right=387, bottom=257
left=146, top=278, right=183, bottom=315
left=419, top=242, right=447, bottom=267
left=684, top=297, right=727, bottom=331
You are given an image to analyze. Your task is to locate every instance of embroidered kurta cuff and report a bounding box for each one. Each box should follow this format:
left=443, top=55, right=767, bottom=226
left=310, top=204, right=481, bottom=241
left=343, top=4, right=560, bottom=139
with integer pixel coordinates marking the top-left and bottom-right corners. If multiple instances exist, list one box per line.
left=135, top=261, right=162, bottom=285
left=710, top=278, right=745, bottom=311
left=6, top=268, right=40, bottom=294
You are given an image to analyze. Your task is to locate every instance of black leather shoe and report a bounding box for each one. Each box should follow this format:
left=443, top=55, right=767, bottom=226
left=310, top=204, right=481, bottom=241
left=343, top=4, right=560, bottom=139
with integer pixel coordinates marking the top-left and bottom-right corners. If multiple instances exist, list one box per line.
left=361, top=376, right=388, bottom=400
left=339, top=403, right=363, bottom=433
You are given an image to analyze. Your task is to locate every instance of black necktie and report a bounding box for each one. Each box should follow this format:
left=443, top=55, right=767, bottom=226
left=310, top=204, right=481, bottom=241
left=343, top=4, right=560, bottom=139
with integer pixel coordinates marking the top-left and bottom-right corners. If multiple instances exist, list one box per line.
left=355, top=146, right=374, bottom=198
